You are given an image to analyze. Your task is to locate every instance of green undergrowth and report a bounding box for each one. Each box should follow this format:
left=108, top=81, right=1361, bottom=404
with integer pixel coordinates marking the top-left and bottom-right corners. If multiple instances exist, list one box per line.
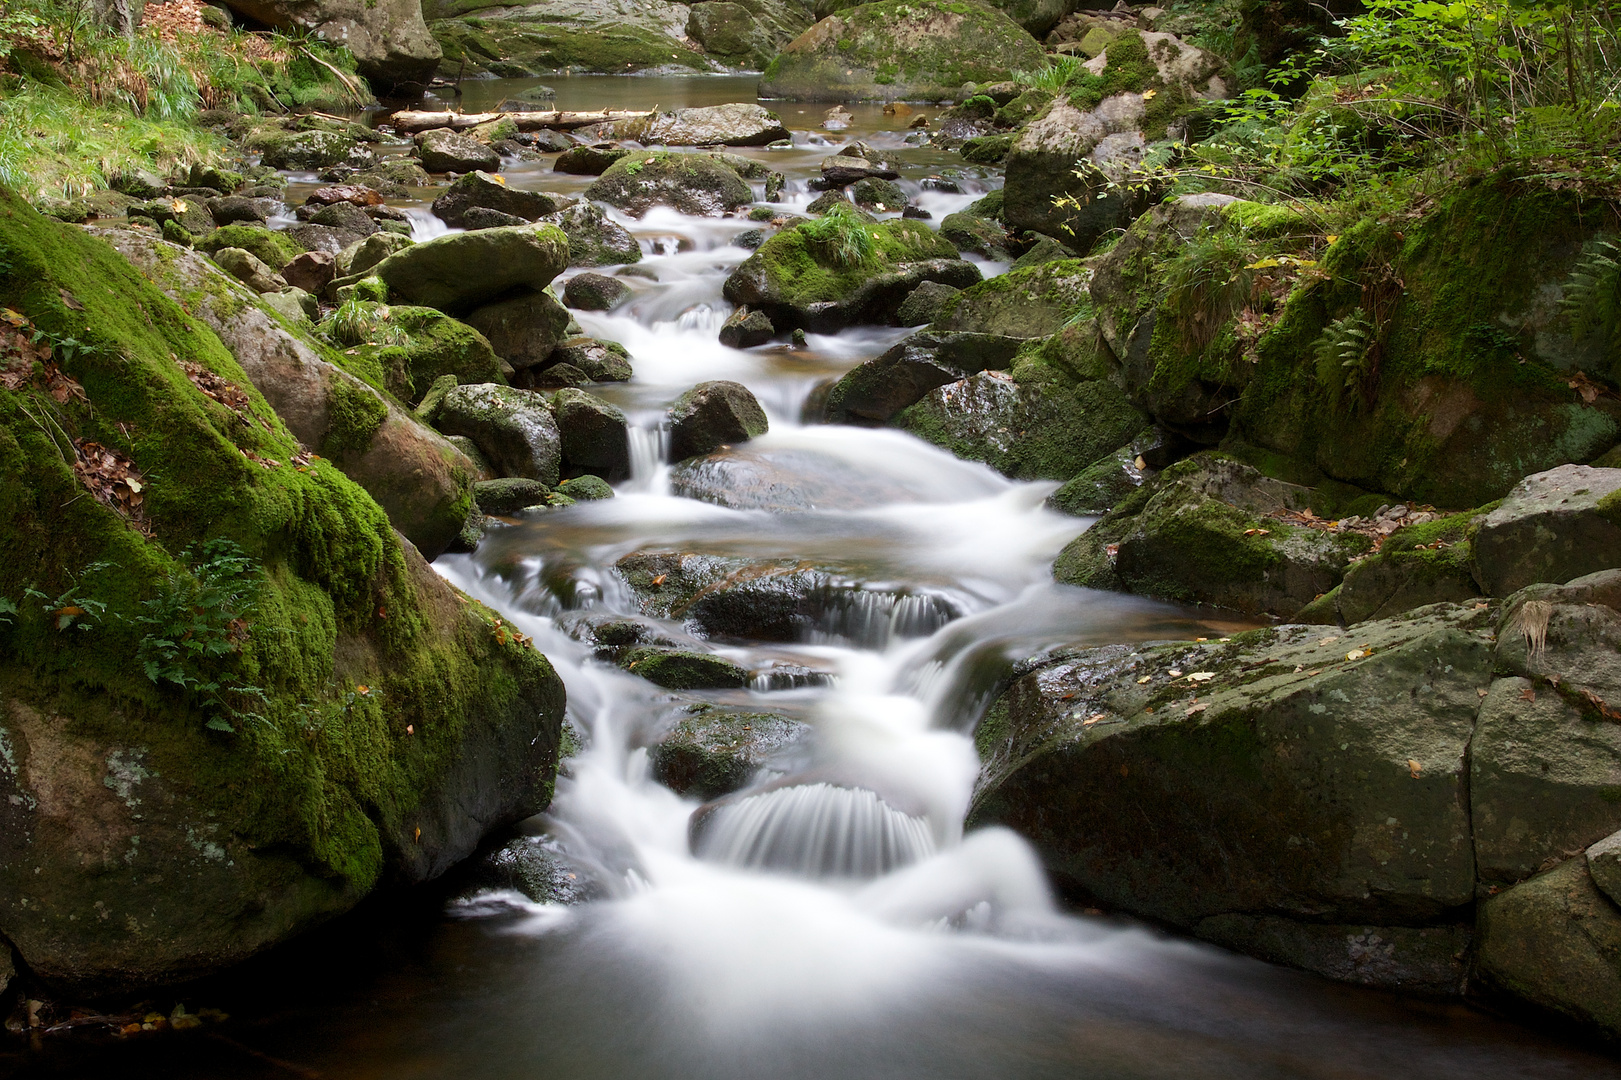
left=0, top=187, right=557, bottom=892
left=747, top=212, right=960, bottom=306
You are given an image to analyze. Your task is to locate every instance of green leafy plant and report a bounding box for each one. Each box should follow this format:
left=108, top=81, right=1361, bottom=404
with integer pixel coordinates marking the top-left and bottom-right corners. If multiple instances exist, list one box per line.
left=318, top=299, right=408, bottom=349
left=799, top=203, right=876, bottom=268
left=1012, top=54, right=1085, bottom=93
left=1562, top=235, right=1621, bottom=350
left=1313, top=308, right=1376, bottom=399
left=22, top=560, right=112, bottom=631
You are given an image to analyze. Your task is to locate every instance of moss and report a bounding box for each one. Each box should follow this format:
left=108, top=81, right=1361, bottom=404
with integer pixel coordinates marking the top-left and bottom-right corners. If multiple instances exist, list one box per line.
left=743, top=217, right=959, bottom=310
left=1066, top=28, right=1157, bottom=110
left=197, top=226, right=306, bottom=272
left=620, top=647, right=749, bottom=690
left=933, top=259, right=1093, bottom=338
left=0, top=187, right=560, bottom=905
left=350, top=306, right=506, bottom=406
left=430, top=18, right=706, bottom=76
left=1223, top=200, right=1311, bottom=238
left=321, top=377, right=390, bottom=457
left=961, top=135, right=1014, bottom=164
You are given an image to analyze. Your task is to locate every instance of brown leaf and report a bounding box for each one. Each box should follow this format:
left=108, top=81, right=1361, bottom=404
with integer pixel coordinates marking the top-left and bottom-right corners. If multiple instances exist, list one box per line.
left=59, top=288, right=84, bottom=311
left=1520, top=685, right=1536, bottom=703
left=1408, top=758, right=1423, bottom=778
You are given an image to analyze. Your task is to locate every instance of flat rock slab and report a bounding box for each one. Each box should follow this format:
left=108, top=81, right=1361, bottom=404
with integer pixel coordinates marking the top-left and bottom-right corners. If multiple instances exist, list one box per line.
left=1473, top=464, right=1621, bottom=595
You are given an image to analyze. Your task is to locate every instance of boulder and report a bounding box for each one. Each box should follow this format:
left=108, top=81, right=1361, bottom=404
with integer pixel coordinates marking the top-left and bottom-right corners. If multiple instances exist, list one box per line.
left=970, top=603, right=1495, bottom=928
left=1047, top=446, right=1145, bottom=515
left=256, top=129, right=375, bottom=171
left=1471, top=677, right=1621, bottom=887
left=607, top=103, right=792, bottom=147
left=554, top=146, right=631, bottom=175
left=759, top=0, right=1046, bottom=102
left=894, top=280, right=960, bottom=326
left=547, top=201, right=643, bottom=267
left=474, top=477, right=552, bottom=515
left=669, top=380, right=770, bottom=461
left=823, top=330, right=1023, bottom=425
left=553, top=387, right=631, bottom=482
left=207, top=195, right=269, bottom=226
left=584, top=152, right=754, bottom=218
left=1003, top=95, right=1154, bottom=253
left=434, top=383, right=562, bottom=485
left=338, top=231, right=415, bottom=278
left=723, top=213, right=980, bottom=331
left=1054, top=452, right=1372, bottom=618
left=558, top=474, right=614, bottom=500
left=819, top=155, right=900, bottom=185
left=100, top=229, right=476, bottom=559
left=649, top=704, right=809, bottom=799
left=465, top=290, right=572, bottom=370
left=415, top=128, right=500, bottom=174
left=461, top=207, right=529, bottom=230
left=129, top=196, right=216, bottom=236
left=0, top=192, right=559, bottom=994
left=896, top=324, right=1147, bottom=483
left=219, top=0, right=440, bottom=86
left=431, top=170, right=561, bottom=227
left=370, top=224, right=570, bottom=315
left=547, top=337, right=634, bottom=382
left=197, top=225, right=305, bottom=272
left=1590, top=829, right=1621, bottom=908
left=284, top=222, right=371, bottom=256
left=307, top=184, right=384, bottom=207
left=350, top=305, right=508, bottom=405
left=720, top=306, right=774, bottom=348
left=849, top=177, right=908, bottom=211
left=621, top=647, right=751, bottom=690
left=211, top=247, right=286, bottom=294
left=1472, top=465, right=1621, bottom=596
left=263, top=287, right=319, bottom=325
left=282, top=250, right=336, bottom=295
left=1494, top=569, right=1621, bottom=735
left=1330, top=516, right=1484, bottom=625
left=1195, top=916, right=1471, bottom=996
left=931, top=259, right=1092, bottom=338
left=1475, top=857, right=1621, bottom=1038
left=563, top=272, right=631, bottom=311
left=308, top=200, right=380, bottom=237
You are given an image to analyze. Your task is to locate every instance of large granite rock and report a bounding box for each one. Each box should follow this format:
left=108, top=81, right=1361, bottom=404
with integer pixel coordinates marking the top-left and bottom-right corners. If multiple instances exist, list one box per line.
left=1472, top=464, right=1621, bottom=595
left=607, top=103, right=791, bottom=146
left=221, top=0, right=441, bottom=87
left=434, top=383, right=563, bottom=485
left=370, top=224, right=570, bottom=314
left=584, top=152, right=754, bottom=218
left=431, top=170, right=562, bottom=227
left=669, top=380, right=770, bottom=461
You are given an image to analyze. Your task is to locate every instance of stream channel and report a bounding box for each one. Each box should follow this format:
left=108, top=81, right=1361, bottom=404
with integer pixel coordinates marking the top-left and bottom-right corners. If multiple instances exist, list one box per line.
left=26, top=75, right=1621, bottom=1080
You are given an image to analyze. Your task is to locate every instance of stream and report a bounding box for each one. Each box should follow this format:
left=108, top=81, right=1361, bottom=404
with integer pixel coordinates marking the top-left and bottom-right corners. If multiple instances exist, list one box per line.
left=25, top=75, right=1621, bottom=1080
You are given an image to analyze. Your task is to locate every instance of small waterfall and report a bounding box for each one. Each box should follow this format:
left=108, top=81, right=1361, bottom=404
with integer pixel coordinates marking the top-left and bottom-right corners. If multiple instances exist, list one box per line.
left=407, top=208, right=454, bottom=241
left=694, top=783, right=937, bottom=879
left=810, top=590, right=958, bottom=649
left=627, top=424, right=665, bottom=490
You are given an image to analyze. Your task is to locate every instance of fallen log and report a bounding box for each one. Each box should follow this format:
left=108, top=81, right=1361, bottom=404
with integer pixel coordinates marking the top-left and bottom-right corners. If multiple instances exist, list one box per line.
left=387, top=109, right=653, bottom=135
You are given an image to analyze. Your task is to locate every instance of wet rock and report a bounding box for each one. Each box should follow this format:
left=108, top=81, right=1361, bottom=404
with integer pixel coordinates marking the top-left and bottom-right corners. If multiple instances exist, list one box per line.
left=823, top=330, right=1023, bottom=425
left=932, top=260, right=1091, bottom=339
left=584, top=152, right=754, bottom=218
left=719, top=306, right=774, bottom=348
left=452, top=834, right=601, bottom=905
left=263, top=287, right=318, bottom=325
left=1196, top=916, right=1471, bottom=996
left=971, top=604, right=1494, bottom=929
left=1475, top=857, right=1621, bottom=1038
left=257, top=129, right=375, bottom=171
left=474, top=477, right=552, bottom=514
left=608, top=103, right=791, bottom=147
left=434, top=383, right=562, bottom=485
left=338, top=231, right=415, bottom=279
left=211, top=247, right=287, bottom=294
left=207, top=195, right=270, bottom=226
left=129, top=196, right=215, bottom=236
left=849, top=176, right=908, bottom=212
left=563, top=272, right=631, bottom=311
left=352, top=305, right=508, bottom=405
left=1047, top=446, right=1145, bottom=516
left=1472, top=465, right=1621, bottom=596
left=820, top=156, right=900, bottom=186
left=1331, top=522, right=1483, bottom=625
left=553, top=146, right=630, bottom=175
left=649, top=704, right=809, bottom=799
left=431, top=170, right=561, bottom=227
left=416, top=128, right=501, bottom=173
left=553, top=387, right=631, bottom=482
left=548, top=336, right=634, bottom=382
left=1054, top=452, right=1372, bottom=618
left=370, top=224, right=569, bottom=314
left=309, top=199, right=380, bottom=237
left=282, top=250, right=336, bottom=295
left=307, top=184, right=384, bottom=207
left=759, top=0, right=1045, bottom=102
left=723, top=215, right=980, bottom=331
left=686, top=4, right=777, bottom=67
left=939, top=212, right=1011, bottom=260
left=1003, top=96, right=1155, bottom=252
left=465, top=290, right=572, bottom=370
left=462, top=207, right=530, bottom=230
left=668, top=379, right=769, bottom=462
left=621, top=647, right=751, bottom=690
left=547, top=201, right=642, bottom=267
left=894, top=281, right=960, bottom=327
left=353, top=158, right=434, bottom=193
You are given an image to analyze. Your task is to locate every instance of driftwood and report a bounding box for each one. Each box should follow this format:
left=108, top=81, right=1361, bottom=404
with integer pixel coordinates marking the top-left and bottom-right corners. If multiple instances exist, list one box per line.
left=387, top=109, right=651, bottom=134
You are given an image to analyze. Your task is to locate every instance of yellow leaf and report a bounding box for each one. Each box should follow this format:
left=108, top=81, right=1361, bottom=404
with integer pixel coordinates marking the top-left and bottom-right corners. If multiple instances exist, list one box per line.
left=1325, top=235, right=1339, bottom=244
left=1137, top=675, right=1152, bottom=684
left=1188, top=671, right=1215, bottom=682
left=491, top=174, right=507, bottom=185
left=1408, top=758, right=1423, bottom=778
left=1346, top=649, right=1367, bottom=661
left=1142, top=88, right=1157, bottom=100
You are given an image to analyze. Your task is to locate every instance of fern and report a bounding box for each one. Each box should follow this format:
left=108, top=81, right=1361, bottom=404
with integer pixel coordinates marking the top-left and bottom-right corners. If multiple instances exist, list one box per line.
left=1561, top=236, right=1621, bottom=351
left=1313, top=309, right=1374, bottom=398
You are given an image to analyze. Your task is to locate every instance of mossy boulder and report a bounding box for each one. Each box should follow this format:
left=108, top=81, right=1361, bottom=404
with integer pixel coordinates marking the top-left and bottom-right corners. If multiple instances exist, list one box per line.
left=546, top=202, right=642, bottom=268
left=370, top=224, right=570, bottom=315
left=473, top=476, right=551, bottom=514
left=254, top=129, right=375, bottom=171
left=430, top=170, right=562, bottom=227
left=554, top=146, right=631, bottom=175
left=649, top=704, right=809, bottom=799
left=433, top=383, right=562, bottom=485
left=1054, top=452, right=1372, bottom=618
left=429, top=16, right=711, bottom=78
left=553, top=387, right=631, bottom=481
left=100, top=230, right=476, bottom=560
left=217, top=0, right=440, bottom=87
left=465, top=290, right=572, bottom=371
left=620, top=647, right=751, bottom=690
left=758, top=0, right=1046, bottom=103
left=824, top=330, right=1024, bottom=425
left=939, top=210, right=1011, bottom=260
left=0, top=187, right=560, bottom=994
left=348, top=306, right=508, bottom=406
left=722, top=213, right=979, bottom=331
left=931, top=259, right=1092, bottom=338
left=687, top=3, right=777, bottom=66
left=895, top=323, right=1146, bottom=481
left=584, top=152, right=754, bottom=218
left=415, top=128, right=500, bottom=174
left=1047, top=445, right=1145, bottom=516
left=970, top=603, right=1494, bottom=930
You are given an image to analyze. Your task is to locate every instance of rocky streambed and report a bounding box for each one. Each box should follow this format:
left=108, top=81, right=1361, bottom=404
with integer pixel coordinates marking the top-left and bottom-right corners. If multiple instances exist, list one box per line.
left=3, top=65, right=1621, bottom=1078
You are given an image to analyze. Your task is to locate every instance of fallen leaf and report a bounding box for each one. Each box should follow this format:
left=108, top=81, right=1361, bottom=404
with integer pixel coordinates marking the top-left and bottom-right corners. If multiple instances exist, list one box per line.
left=1478, top=687, right=1489, bottom=698
left=1142, top=88, right=1158, bottom=99
left=651, top=573, right=667, bottom=586
left=59, top=288, right=84, bottom=311
left=1318, top=636, right=1340, bottom=645
left=1083, top=713, right=1106, bottom=726
left=1346, top=649, right=1367, bottom=661
left=405, top=724, right=414, bottom=735
left=1136, top=675, right=1152, bottom=684
left=1186, top=703, right=1207, bottom=717
left=1520, top=685, right=1536, bottom=702
left=1169, top=669, right=1184, bottom=677
left=1188, top=671, right=1215, bottom=682
left=1408, top=758, right=1423, bottom=778
left=413, top=826, right=421, bottom=843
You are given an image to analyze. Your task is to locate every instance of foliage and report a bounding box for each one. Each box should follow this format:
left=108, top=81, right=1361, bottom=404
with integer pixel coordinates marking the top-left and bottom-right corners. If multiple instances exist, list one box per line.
left=1012, top=54, right=1085, bottom=93
left=1312, top=308, right=1375, bottom=400
left=1561, top=235, right=1621, bottom=351
left=318, top=300, right=410, bottom=349
left=22, top=560, right=111, bottom=631
left=798, top=203, right=877, bottom=268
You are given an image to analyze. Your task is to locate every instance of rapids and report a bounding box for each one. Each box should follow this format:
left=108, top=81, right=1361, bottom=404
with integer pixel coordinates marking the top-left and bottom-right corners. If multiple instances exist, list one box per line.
left=46, top=75, right=1617, bottom=1080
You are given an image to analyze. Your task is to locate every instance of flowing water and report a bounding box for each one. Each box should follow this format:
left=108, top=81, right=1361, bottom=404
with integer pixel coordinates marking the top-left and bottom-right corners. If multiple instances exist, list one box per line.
left=20, top=76, right=1620, bottom=1080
